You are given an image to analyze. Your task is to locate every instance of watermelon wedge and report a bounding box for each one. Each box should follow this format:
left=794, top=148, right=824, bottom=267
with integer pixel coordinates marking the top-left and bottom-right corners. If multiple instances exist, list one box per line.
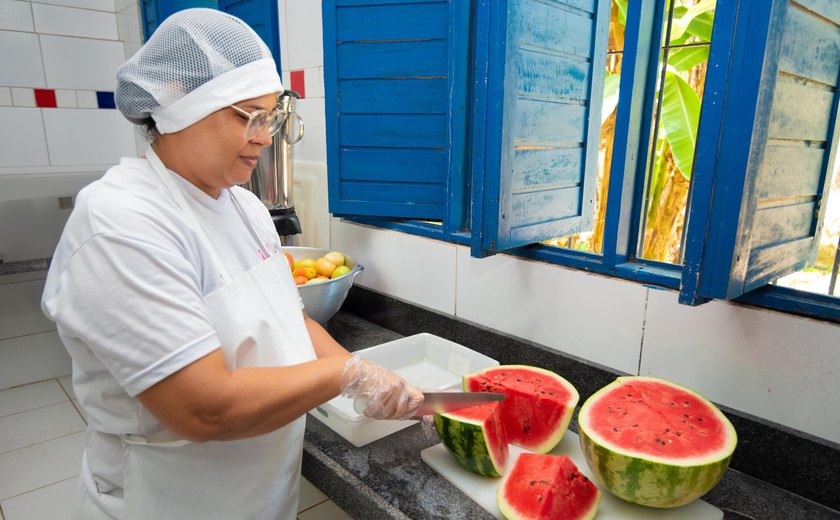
left=464, top=365, right=579, bottom=453
left=497, top=453, right=600, bottom=520
left=578, top=376, right=737, bottom=508
left=434, top=401, right=509, bottom=477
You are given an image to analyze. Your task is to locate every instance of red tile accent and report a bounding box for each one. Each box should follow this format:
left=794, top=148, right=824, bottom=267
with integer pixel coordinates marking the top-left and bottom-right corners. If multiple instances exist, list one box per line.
left=290, top=70, right=306, bottom=99
left=34, top=89, right=57, bottom=108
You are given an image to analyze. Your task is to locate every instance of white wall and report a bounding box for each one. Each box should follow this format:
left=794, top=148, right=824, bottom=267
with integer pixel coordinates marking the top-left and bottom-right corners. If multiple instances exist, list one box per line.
left=282, top=2, right=840, bottom=446
left=0, top=0, right=143, bottom=386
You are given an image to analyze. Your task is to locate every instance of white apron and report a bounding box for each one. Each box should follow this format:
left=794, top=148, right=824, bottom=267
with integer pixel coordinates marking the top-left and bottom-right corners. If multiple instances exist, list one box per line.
left=112, top=147, right=316, bottom=519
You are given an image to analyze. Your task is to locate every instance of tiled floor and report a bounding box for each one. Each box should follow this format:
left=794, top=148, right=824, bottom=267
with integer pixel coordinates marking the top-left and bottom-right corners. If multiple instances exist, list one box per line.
left=0, top=376, right=351, bottom=520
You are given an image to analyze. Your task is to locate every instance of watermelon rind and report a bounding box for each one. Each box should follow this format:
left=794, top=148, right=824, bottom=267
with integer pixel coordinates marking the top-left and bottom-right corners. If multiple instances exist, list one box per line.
left=434, top=405, right=508, bottom=477
left=463, top=365, right=579, bottom=454
left=497, top=453, right=600, bottom=520
left=578, top=376, right=737, bottom=508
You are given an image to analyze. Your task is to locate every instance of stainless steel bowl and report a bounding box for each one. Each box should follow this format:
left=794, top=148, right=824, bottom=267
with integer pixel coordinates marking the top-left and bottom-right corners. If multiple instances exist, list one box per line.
left=284, top=246, right=364, bottom=325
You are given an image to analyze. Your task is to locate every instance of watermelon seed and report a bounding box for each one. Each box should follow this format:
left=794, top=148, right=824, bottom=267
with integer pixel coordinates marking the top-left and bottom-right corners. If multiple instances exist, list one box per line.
left=612, top=427, right=620, bottom=432
left=676, top=432, right=682, bottom=436
left=530, top=481, right=537, bottom=486
left=699, top=431, right=707, bottom=436
left=537, top=495, right=543, bottom=503
left=670, top=401, right=677, bottom=406
left=632, top=424, right=639, bottom=428
left=697, top=417, right=704, bottom=422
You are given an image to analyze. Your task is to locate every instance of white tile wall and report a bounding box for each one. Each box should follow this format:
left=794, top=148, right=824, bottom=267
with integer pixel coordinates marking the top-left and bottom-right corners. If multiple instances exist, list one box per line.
left=296, top=97, right=327, bottom=163
left=0, top=86, right=12, bottom=105
left=43, top=108, right=137, bottom=165
left=330, top=220, right=459, bottom=315
left=0, top=278, right=55, bottom=340
left=31, top=0, right=115, bottom=12
left=40, top=34, right=125, bottom=90
left=75, top=89, right=97, bottom=108
left=456, top=247, right=648, bottom=374
left=0, top=108, right=49, bottom=167
left=641, top=288, right=840, bottom=444
left=55, top=89, right=77, bottom=108
left=282, top=0, right=323, bottom=71
left=0, top=331, right=70, bottom=391
left=0, top=31, right=46, bottom=88
left=0, top=0, right=35, bottom=31
left=10, top=87, right=35, bottom=107
left=33, top=3, right=118, bottom=40
left=304, top=66, right=324, bottom=99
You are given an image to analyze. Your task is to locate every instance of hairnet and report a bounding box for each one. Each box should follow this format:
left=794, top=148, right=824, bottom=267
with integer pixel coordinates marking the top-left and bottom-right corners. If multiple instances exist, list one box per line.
left=115, top=8, right=283, bottom=134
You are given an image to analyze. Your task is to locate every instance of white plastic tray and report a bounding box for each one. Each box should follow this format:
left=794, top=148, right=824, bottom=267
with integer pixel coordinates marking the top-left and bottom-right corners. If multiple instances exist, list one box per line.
left=308, top=333, right=499, bottom=447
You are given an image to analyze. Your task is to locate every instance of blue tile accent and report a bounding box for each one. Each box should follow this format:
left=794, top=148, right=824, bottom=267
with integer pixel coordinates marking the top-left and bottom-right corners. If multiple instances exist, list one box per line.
left=96, top=91, right=116, bottom=109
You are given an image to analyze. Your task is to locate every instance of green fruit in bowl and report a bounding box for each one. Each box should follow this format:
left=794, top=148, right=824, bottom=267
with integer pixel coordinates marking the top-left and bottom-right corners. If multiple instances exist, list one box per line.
left=331, top=265, right=351, bottom=279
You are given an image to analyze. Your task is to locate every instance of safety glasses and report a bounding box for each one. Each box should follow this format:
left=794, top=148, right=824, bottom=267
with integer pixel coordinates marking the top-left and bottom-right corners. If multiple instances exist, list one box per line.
left=229, top=104, right=286, bottom=140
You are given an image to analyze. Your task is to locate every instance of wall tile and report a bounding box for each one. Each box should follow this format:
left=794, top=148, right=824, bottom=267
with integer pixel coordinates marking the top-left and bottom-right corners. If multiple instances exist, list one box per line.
left=0, top=331, right=71, bottom=391
left=295, top=97, right=326, bottom=164
left=0, top=31, right=46, bottom=88
left=33, top=3, right=118, bottom=40
left=305, top=67, right=324, bottom=99
left=55, top=89, right=77, bottom=107
left=76, top=90, right=97, bottom=108
left=116, top=3, right=141, bottom=46
left=641, top=289, right=840, bottom=444
left=31, top=0, right=115, bottom=12
left=456, top=248, right=648, bottom=374
left=0, top=108, right=49, bottom=167
left=43, top=108, right=137, bottom=165
left=11, top=87, right=35, bottom=106
left=278, top=0, right=290, bottom=73
left=40, top=34, right=125, bottom=90
left=0, top=278, right=55, bottom=340
left=285, top=0, right=323, bottom=70
left=0, top=87, right=11, bottom=106
left=329, top=220, right=458, bottom=315
left=0, top=0, right=35, bottom=31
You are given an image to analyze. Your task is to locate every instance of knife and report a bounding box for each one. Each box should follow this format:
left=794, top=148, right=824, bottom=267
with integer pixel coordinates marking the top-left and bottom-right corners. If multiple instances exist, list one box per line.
left=353, top=391, right=506, bottom=419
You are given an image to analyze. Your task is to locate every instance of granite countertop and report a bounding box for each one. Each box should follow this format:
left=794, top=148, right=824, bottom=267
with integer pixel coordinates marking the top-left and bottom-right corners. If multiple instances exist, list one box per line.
left=303, top=311, right=840, bottom=520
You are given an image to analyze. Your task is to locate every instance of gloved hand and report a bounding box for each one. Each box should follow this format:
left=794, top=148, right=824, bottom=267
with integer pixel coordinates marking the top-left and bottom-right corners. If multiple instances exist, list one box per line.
left=339, top=356, right=424, bottom=420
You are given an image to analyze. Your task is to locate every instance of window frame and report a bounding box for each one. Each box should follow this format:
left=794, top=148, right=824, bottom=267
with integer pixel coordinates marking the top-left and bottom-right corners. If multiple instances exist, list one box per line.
left=328, top=0, right=840, bottom=324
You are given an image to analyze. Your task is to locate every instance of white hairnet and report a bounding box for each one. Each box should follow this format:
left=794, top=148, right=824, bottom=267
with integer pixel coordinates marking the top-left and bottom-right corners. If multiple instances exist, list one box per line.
left=116, top=8, right=283, bottom=134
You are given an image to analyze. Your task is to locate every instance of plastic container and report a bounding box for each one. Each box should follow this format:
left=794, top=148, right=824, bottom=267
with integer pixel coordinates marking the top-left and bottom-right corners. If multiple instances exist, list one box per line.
left=308, top=333, right=499, bottom=447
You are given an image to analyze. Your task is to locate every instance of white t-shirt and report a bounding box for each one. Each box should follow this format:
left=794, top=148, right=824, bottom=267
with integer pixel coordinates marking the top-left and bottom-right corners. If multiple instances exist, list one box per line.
left=41, top=156, right=293, bottom=496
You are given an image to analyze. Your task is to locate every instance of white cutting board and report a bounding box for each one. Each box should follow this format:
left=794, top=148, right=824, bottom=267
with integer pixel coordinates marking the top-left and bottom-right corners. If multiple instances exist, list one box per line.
left=421, top=430, right=723, bottom=520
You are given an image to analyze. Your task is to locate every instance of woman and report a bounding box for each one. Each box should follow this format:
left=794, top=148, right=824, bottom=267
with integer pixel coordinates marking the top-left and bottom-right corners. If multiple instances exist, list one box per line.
left=41, top=8, right=422, bottom=519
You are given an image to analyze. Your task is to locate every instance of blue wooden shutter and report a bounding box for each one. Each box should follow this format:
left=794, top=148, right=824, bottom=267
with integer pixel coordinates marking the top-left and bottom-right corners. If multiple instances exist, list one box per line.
left=681, top=0, right=840, bottom=304
left=139, top=0, right=219, bottom=40
left=472, top=0, right=610, bottom=256
left=218, top=0, right=280, bottom=66
left=323, top=0, right=471, bottom=219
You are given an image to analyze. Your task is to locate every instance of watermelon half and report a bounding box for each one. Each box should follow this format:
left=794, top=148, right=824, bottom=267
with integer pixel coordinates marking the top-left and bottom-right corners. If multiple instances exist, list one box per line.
left=578, top=376, right=737, bottom=508
left=434, top=401, right=509, bottom=477
left=497, top=453, right=600, bottom=520
left=464, top=365, right=579, bottom=453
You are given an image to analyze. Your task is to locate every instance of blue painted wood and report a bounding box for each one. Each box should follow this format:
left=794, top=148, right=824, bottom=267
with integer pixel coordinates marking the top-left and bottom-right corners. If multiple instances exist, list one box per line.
left=340, top=149, right=447, bottom=183
left=219, top=0, right=280, bottom=67
left=325, top=0, right=470, bottom=222
left=141, top=0, right=218, bottom=40
left=336, top=2, right=448, bottom=41
left=337, top=41, right=449, bottom=79
left=477, top=0, right=611, bottom=255
left=682, top=0, right=840, bottom=303
left=601, top=0, right=659, bottom=267
left=338, top=79, right=448, bottom=114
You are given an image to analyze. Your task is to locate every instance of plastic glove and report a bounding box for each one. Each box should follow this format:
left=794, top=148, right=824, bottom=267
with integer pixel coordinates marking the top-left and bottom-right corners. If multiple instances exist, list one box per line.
left=339, top=356, right=424, bottom=420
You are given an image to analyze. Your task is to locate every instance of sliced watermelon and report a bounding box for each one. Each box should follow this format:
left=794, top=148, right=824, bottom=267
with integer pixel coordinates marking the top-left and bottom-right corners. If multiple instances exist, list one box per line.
left=464, top=365, right=579, bottom=453
left=497, top=453, right=600, bottom=520
left=578, top=376, right=737, bottom=508
left=434, top=401, right=509, bottom=477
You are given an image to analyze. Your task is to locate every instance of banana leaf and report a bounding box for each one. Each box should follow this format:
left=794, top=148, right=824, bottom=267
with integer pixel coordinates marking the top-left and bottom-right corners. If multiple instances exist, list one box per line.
left=669, top=45, right=709, bottom=72
left=614, top=0, right=627, bottom=26
left=669, top=0, right=715, bottom=42
left=601, top=73, right=621, bottom=125
left=660, top=71, right=700, bottom=179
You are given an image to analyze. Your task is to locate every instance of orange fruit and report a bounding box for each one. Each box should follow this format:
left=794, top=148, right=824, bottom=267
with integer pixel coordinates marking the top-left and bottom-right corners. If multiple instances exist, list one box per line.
left=283, top=252, right=294, bottom=272
left=314, top=257, right=337, bottom=277
left=293, top=275, right=308, bottom=286
left=293, top=266, right=317, bottom=279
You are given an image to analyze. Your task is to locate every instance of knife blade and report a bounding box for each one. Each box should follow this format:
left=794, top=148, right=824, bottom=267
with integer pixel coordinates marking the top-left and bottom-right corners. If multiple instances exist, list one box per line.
left=411, top=391, right=506, bottom=418
left=352, top=391, right=506, bottom=419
